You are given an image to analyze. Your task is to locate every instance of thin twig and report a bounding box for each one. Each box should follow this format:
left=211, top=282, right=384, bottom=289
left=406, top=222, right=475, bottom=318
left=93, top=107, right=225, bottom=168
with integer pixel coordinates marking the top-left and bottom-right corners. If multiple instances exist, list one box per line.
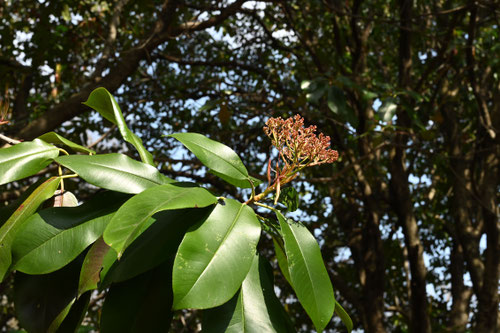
left=0, top=133, right=21, bottom=145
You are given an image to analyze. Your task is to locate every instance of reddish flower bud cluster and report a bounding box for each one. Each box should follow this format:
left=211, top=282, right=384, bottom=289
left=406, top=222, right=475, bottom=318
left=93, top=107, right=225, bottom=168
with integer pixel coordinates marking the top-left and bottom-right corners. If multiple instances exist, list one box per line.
left=264, top=115, right=338, bottom=168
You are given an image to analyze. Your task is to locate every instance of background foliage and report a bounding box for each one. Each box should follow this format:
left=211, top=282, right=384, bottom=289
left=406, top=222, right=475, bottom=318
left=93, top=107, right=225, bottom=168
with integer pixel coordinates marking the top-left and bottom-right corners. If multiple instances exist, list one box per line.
left=1, top=0, right=499, bottom=332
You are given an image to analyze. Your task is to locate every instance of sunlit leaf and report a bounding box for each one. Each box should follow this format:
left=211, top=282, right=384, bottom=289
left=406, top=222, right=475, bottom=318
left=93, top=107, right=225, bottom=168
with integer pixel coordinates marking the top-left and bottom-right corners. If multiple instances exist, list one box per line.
left=335, top=300, right=353, bottom=332
left=169, top=132, right=252, bottom=188
left=38, top=132, right=95, bottom=154
left=0, top=139, right=59, bottom=185
left=103, top=184, right=217, bottom=257
left=276, top=211, right=335, bottom=332
left=173, top=199, right=261, bottom=309
left=12, top=191, right=129, bottom=274
left=83, top=87, right=154, bottom=165
left=0, top=177, right=60, bottom=281
left=55, top=153, right=173, bottom=194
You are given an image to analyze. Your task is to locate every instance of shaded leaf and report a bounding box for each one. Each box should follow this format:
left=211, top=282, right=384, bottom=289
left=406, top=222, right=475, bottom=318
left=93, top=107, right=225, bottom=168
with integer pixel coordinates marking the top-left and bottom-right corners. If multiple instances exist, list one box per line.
left=78, top=237, right=111, bottom=296
left=55, top=153, right=173, bottom=194
left=173, top=199, right=261, bottom=309
left=273, top=238, right=292, bottom=286
left=327, top=86, right=347, bottom=115
left=13, top=254, right=83, bottom=333
left=203, top=254, right=295, bottom=333
left=103, top=184, right=217, bottom=257
left=54, top=291, right=91, bottom=333
left=0, top=139, right=59, bottom=185
left=102, top=207, right=213, bottom=287
left=276, top=211, right=335, bottom=332
left=38, top=132, right=95, bottom=154
left=100, top=260, right=174, bottom=333
left=83, top=87, right=154, bottom=165
left=0, top=177, right=60, bottom=281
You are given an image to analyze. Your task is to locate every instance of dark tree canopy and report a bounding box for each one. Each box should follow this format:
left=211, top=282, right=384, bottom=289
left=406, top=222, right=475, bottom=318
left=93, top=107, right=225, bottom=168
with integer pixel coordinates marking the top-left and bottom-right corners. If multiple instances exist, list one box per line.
left=1, top=0, right=499, bottom=332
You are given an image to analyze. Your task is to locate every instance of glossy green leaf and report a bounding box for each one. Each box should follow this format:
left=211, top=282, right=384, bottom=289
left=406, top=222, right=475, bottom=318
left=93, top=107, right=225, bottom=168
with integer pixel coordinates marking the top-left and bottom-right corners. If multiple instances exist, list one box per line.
left=104, top=184, right=217, bottom=257
left=55, top=153, right=173, bottom=194
left=273, top=238, right=292, bottom=286
left=203, top=254, right=295, bottom=333
left=11, top=191, right=129, bottom=274
left=210, top=170, right=262, bottom=189
left=169, top=132, right=251, bottom=187
left=0, top=179, right=46, bottom=226
left=276, top=211, right=335, bottom=332
left=0, top=139, right=59, bottom=185
left=102, top=207, right=213, bottom=287
left=38, top=132, right=95, bottom=154
left=173, top=199, right=261, bottom=310
left=78, top=237, right=111, bottom=296
left=335, top=300, right=353, bottom=332
left=13, top=254, right=83, bottom=333
left=0, top=177, right=60, bottom=281
left=100, top=260, right=173, bottom=333
left=378, top=98, right=397, bottom=122
left=83, top=87, right=154, bottom=165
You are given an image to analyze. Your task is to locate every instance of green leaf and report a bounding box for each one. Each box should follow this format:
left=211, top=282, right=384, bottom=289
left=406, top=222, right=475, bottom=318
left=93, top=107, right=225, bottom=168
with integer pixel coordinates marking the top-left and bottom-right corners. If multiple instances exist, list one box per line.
left=276, top=211, right=335, bottom=332
left=103, top=184, right=217, bottom=257
left=53, top=292, right=91, bottom=333
left=277, top=187, right=299, bottom=212
left=306, top=80, right=328, bottom=104
left=83, top=87, right=154, bottom=165
left=378, top=98, right=397, bottom=122
left=78, top=237, right=111, bottom=296
left=55, top=153, right=173, bottom=194
left=203, top=254, right=296, bottom=333
left=210, top=170, right=262, bottom=189
left=38, top=132, right=95, bottom=155
left=102, top=207, right=213, bottom=287
left=0, top=179, right=47, bottom=226
left=327, top=86, right=348, bottom=116
left=12, top=191, right=129, bottom=274
left=13, top=254, right=83, bottom=333
left=100, top=260, right=174, bottom=333
left=169, top=132, right=251, bottom=187
left=173, top=199, right=261, bottom=309
left=335, top=300, right=353, bottom=332
left=0, top=177, right=60, bottom=281
left=327, top=86, right=358, bottom=127
left=273, top=238, right=292, bottom=286
left=0, top=139, right=59, bottom=185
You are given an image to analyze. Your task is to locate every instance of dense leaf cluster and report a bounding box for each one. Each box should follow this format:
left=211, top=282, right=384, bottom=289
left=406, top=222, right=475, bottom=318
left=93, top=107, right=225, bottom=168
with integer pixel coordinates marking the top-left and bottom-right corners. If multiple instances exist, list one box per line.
left=0, top=89, right=351, bottom=332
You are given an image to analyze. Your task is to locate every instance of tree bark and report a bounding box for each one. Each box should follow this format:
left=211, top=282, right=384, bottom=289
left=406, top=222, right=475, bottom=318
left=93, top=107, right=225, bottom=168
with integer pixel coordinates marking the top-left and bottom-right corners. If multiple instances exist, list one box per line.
left=391, top=0, right=431, bottom=332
